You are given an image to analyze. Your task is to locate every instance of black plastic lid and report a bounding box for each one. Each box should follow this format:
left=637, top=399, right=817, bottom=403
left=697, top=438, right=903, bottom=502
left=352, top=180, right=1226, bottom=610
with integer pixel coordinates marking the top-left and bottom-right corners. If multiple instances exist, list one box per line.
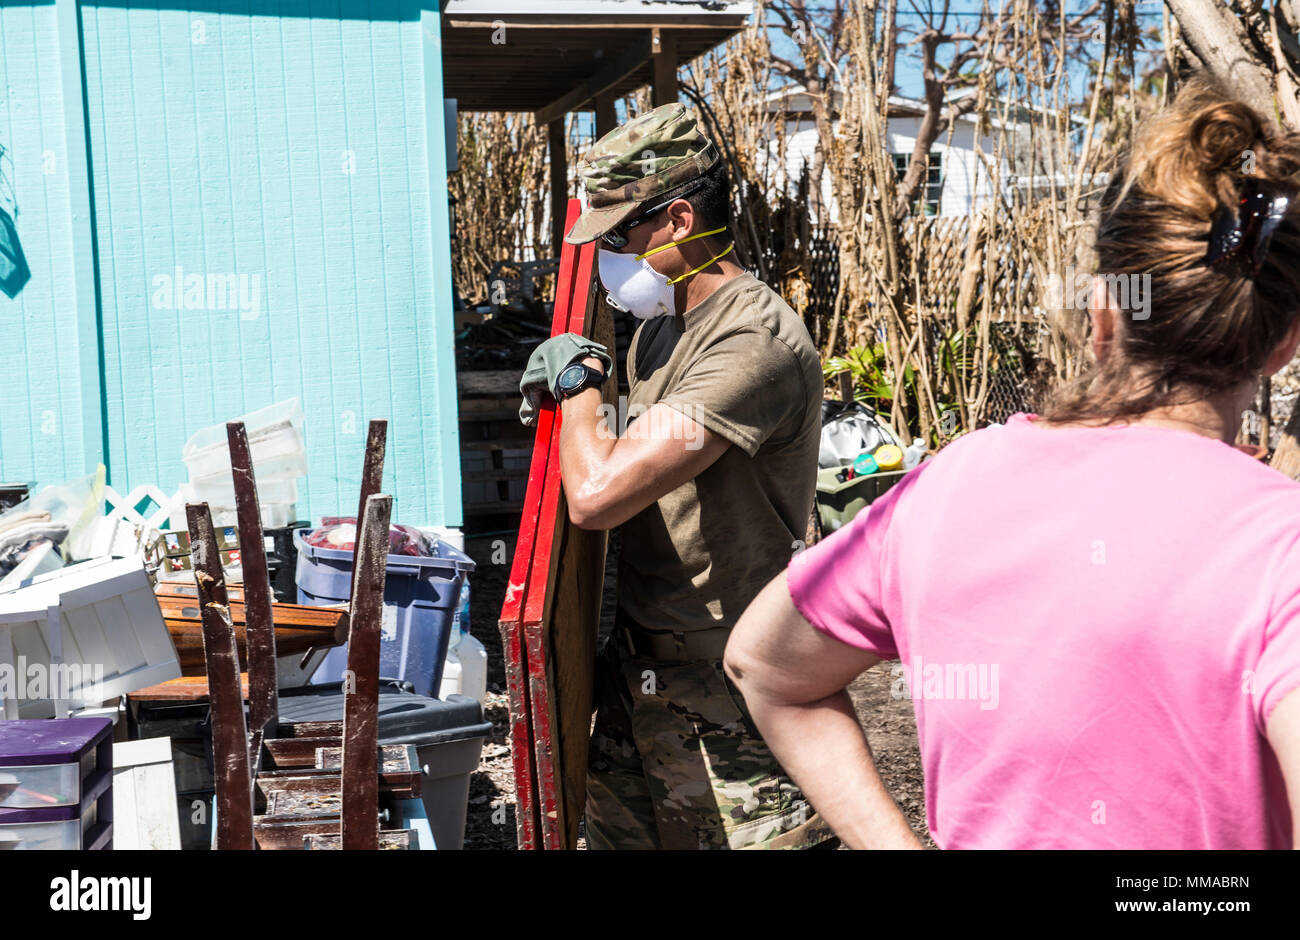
left=277, top=682, right=492, bottom=747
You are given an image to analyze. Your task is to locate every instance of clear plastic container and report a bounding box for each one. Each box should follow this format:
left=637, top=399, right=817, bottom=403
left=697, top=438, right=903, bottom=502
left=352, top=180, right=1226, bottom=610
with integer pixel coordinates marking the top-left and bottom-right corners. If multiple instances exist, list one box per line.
left=189, top=451, right=308, bottom=486
left=169, top=488, right=298, bottom=532
left=188, top=476, right=298, bottom=507
left=0, top=764, right=81, bottom=808
left=182, top=398, right=306, bottom=481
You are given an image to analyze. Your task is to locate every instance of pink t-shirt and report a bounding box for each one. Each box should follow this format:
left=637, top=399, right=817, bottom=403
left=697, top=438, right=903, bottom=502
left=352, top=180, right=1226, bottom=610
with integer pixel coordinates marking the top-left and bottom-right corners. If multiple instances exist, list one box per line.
left=788, top=412, right=1300, bottom=849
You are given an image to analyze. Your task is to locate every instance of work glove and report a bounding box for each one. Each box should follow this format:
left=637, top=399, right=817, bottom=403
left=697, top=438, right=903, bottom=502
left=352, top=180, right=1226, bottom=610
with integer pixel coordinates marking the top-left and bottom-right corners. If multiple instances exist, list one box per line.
left=518, top=333, right=614, bottom=427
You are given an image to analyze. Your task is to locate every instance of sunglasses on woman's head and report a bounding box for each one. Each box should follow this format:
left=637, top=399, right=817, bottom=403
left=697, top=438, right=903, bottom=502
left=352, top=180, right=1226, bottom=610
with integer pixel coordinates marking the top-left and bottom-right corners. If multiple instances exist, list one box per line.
left=1206, top=178, right=1293, bottom=277
left=600, top=179, right=709, bottom=250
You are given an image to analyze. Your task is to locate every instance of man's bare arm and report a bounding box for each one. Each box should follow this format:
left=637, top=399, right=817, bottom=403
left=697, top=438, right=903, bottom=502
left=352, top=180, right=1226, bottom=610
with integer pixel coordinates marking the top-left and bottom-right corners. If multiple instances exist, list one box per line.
left=724, top=570, right=924, bottom=850
left=1266, top=687, right=1300, bottom=846
left=557, top=366, right=729, bottom=529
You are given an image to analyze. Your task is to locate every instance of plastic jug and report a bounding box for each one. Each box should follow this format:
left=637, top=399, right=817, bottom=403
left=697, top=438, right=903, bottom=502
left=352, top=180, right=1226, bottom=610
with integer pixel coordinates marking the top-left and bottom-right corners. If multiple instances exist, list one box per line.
left=903, top=438, right=928, bottom=470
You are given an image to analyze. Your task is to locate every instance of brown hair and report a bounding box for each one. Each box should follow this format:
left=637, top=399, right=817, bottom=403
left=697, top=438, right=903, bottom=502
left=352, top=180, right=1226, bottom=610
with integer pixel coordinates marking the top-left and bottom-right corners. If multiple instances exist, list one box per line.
left=1042, top=78, right=1300, bottom=425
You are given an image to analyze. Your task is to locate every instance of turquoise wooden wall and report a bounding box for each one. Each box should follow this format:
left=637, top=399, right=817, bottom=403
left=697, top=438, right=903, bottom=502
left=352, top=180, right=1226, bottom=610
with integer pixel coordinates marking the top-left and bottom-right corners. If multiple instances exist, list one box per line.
left=0, top=1, right=100, bottom=491
left=0, top=0, right=461, bottom=528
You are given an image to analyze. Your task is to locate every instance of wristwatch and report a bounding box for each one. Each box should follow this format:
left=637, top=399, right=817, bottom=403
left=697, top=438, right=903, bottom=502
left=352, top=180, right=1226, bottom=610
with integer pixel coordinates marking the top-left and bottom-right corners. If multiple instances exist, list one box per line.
left=554, top=361, right=608, bottom=401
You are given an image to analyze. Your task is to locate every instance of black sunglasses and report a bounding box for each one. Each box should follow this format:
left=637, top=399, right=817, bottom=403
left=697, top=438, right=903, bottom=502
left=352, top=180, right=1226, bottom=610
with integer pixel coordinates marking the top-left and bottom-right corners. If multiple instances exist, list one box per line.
left=600, top=179, right=709, bottom=250
left=1206, top=178, right=1292, bottom=278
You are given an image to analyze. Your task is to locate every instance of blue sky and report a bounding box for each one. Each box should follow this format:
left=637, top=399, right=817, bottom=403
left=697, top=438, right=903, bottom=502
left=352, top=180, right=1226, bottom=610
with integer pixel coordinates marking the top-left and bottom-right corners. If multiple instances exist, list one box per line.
left=575, top=1, right=1168, bottom=143
left=763, top=0, right=1169, bottom=102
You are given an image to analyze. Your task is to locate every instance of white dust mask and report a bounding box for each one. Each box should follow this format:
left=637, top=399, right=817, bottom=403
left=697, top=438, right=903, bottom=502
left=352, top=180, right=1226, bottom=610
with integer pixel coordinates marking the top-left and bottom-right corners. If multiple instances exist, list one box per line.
left=598, top=226, right=732, bottom=320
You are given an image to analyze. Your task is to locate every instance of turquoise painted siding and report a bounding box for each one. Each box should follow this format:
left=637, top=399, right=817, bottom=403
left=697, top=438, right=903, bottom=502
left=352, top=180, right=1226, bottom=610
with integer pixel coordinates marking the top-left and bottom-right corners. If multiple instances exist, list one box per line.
left=0, top=0, right=461, bottom=528
left=0, top=1, right=97, bottom=488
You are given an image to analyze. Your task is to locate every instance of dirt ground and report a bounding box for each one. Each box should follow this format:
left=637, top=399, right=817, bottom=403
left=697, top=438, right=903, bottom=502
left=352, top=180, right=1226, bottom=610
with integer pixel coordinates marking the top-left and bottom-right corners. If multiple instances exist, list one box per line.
left=460, top=531, right=934, bottom=850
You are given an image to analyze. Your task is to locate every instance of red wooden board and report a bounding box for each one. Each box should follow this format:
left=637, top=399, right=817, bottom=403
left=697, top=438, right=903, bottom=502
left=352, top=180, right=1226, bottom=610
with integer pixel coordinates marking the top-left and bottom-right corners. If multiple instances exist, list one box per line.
left=521, top=219, right=606, bottom=849
left=498, top=199, right=584, bottom=850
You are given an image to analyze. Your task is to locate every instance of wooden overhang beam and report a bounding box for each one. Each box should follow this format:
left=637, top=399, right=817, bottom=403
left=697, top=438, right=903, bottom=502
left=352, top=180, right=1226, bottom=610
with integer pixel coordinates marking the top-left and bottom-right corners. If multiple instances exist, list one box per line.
left=443, top=2, right=753, bottom=31
left=533, top=32, right=655, bottom=126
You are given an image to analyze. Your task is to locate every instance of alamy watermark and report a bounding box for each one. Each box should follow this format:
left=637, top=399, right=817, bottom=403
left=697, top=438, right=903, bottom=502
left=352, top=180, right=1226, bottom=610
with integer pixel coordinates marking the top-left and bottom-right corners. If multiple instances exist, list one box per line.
left=594, top=395, right=706, bottom=450
left=151, top=266, right=263, bottom=320
left=0, top=658, right=105, bottom=708
left=890, top=656, right=1000, bottom=710
left=1042, top=266, right=1151, bottom=321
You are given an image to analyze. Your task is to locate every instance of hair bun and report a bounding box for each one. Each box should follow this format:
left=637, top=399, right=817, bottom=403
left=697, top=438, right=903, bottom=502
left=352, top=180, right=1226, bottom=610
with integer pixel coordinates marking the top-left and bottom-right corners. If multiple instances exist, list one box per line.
left=1187, top=102, right=1263, bottom=179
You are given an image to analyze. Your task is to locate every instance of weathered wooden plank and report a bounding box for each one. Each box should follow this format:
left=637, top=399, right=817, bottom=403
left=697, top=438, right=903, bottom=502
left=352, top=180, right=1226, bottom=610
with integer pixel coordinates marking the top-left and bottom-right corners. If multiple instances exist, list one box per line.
left=457, top=369, right=526, bottom=398
left=253, top=768, right=420, bottom=801
left=127, top=674, right=249, bottom=703
left=305, top=830, right=416, bottom=851
left=523, top=224, right=609, bottom=849
left=111, top=738, right=182, bottom=851
left=496, top=198, right=586, bottom=850
left=155, top=591, right=347, bottom=677
left=341, top=493, right=391, bottom=850
left=228, top=421, right=279, bottom=741
left=497, top=197, right=610, bottom=849
left=187, top=502, right=255, bottom=851
left=263, top=736, right=341, bottom=768
left=353, top=422, right=389, bottom=556
left=550, top=298, right=615, bottom=849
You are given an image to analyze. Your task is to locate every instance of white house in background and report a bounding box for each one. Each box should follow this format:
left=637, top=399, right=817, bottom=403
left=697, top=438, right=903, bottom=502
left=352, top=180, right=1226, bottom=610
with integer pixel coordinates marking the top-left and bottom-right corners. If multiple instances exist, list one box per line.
left=763, top=85, right=1086, bottom=223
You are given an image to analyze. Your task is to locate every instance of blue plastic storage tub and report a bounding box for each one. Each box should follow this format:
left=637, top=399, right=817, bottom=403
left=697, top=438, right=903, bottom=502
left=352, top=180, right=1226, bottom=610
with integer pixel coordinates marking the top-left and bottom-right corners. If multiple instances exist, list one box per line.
left=295, top=528, right=475, bottom=697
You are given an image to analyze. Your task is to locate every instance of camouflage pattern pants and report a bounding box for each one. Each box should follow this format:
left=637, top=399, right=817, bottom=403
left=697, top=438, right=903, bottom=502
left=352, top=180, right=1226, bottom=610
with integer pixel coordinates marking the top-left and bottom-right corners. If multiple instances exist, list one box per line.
left=584, top=636, right=836, bottom=850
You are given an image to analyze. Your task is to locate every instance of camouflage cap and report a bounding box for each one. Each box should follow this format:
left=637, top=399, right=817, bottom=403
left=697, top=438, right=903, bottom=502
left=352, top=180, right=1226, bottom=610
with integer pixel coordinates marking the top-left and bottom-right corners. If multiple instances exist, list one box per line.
left=565, top=102, right=721, bottom=245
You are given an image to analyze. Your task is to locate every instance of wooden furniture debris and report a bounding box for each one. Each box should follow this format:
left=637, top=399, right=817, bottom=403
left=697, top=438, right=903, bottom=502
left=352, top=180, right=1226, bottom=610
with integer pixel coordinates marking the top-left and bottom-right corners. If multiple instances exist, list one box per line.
left=499, top=199, right=616, bottom=849
left=187, top=502, right=256, bottom=850
left=0, top=557, right=181, bottom=720
left=192, top=419, right=418, bottom=850
left=111, top=737, right=182, bottom=850
left=154, top=584, right=347, bottom=677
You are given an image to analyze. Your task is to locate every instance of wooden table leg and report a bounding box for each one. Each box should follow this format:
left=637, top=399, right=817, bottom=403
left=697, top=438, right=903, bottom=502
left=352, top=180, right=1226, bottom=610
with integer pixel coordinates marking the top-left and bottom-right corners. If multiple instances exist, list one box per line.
left=187, top=502, right=255, bottom=850
left=341, top=493, right=391, bottom=851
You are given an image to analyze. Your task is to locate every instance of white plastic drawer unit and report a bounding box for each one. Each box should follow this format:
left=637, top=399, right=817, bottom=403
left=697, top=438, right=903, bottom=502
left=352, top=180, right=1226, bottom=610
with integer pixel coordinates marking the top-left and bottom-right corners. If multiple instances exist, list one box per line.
left=0, top=557, right=182, bottom=719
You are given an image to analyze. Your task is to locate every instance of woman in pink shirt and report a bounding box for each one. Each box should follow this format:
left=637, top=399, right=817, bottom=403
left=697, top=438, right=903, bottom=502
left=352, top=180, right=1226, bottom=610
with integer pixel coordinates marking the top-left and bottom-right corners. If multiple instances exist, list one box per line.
left=725, top=80, right=1300, bottom=850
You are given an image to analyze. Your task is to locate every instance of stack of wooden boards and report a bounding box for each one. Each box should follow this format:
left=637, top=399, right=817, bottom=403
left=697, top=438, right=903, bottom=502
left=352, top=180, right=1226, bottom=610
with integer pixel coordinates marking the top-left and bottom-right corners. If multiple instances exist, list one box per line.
left=458, top=369, right=532, bottom=519
left=498, top=200, right=617, bottom=850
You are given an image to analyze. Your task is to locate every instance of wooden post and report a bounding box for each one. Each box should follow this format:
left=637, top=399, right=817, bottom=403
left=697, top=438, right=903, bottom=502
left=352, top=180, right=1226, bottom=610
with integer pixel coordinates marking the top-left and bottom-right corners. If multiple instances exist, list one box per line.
left=187, top=503, right=255, bottom=851
left=341, top=493, right=392, bottom=851
left=594, top=92, right=618, bottom=138
left=228, top=422, right=278, bottom=744
left=838, top=371, right=854, bottom=404
left=651, top=28, right=678, bottom=107
left=550, top=118, right=568, bottom=256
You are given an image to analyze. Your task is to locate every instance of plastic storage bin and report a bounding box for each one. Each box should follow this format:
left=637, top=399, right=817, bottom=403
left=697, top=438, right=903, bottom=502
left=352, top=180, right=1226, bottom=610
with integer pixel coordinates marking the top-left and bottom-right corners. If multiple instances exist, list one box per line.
left=814, top=467, right=908, bottom=533
left=278, top=683, right=491, bottom=850
left=0, top=717, right=114, bottom=850
left=296, top=530, right=475, bottom=698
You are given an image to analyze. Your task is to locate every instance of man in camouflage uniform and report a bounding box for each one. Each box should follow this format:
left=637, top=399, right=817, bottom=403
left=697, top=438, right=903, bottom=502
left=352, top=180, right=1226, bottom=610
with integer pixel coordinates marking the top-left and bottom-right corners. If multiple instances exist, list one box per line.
left=520, top=104, right=833, bottom=850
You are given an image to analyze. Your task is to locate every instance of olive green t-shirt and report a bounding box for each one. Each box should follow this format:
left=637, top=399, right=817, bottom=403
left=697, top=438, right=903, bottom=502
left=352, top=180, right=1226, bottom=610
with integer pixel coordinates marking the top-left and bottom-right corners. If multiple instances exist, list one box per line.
left=618, top=271, right=822, bottom=633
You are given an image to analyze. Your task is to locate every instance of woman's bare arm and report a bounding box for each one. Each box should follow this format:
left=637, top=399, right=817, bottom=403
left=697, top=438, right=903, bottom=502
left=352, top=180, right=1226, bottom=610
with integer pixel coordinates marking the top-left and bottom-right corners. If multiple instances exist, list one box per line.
left=1266, top=686, right=1300, bottom=846
left=724, top=570, right=924, bottom=850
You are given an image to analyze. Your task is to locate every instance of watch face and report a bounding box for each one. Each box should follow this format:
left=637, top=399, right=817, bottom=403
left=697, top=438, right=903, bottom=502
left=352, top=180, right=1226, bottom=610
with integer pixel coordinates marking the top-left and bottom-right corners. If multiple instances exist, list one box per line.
left=556, top=362, right=588, bottom=394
